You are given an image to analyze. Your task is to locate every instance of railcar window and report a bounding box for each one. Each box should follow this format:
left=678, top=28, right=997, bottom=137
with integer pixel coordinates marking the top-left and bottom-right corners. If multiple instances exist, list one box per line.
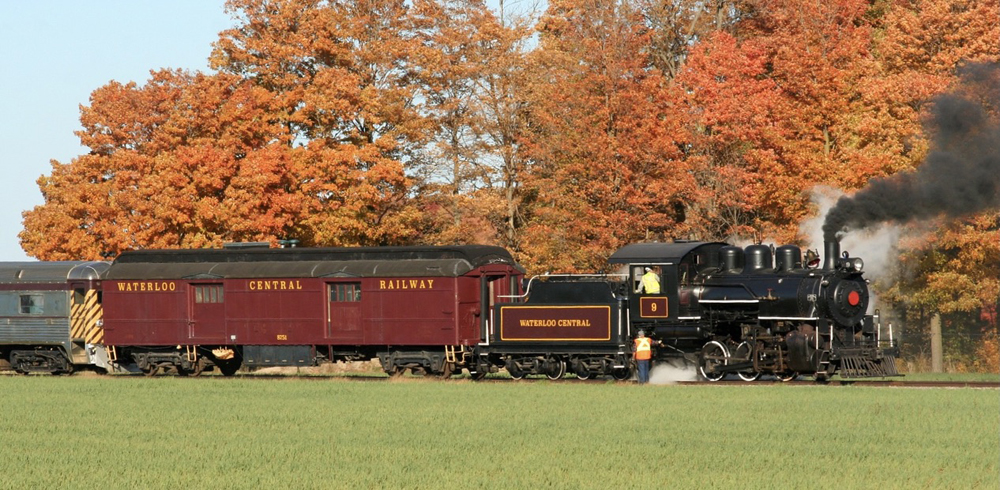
left=19, top=294, right=44, bottom=314
left=330, top=283, right=361, bottom=302
left=194, top=285, right=224, bottom=304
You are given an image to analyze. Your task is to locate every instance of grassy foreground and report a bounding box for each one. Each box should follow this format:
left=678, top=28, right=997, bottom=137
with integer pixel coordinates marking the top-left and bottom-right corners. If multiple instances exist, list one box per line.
left=1, top=376, right=997, bottom=489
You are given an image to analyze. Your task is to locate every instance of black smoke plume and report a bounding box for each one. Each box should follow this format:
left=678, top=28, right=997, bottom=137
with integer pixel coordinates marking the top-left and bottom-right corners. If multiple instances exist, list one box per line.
left=823, top=63, right=1000, bottom=241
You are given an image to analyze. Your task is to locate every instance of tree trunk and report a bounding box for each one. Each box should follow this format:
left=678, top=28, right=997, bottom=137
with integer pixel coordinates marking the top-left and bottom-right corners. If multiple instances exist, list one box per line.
left=930, top=313, right=943, bottom=373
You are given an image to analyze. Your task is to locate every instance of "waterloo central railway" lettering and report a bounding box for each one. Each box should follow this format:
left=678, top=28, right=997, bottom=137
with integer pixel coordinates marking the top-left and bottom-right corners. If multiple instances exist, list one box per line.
left=116, top=281, right=177, bottom=292
left=379, top=279, right=435, bottom=290
left=519, top=319, right=592, bottom=327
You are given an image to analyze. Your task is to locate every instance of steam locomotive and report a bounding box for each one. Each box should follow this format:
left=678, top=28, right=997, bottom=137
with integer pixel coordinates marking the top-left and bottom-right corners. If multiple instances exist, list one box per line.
left=0, top=240, right=898, bottom=381
left=485, top=239, right=899, bottom=381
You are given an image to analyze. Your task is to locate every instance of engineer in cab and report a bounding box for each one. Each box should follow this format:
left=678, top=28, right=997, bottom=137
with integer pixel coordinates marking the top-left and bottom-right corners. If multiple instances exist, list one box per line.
left=635, top=266, right=660, bottom=294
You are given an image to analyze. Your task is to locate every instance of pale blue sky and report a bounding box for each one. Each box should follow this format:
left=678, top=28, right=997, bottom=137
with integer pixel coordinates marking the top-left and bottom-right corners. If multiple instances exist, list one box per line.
left=0, top=1, right=233, bottom=260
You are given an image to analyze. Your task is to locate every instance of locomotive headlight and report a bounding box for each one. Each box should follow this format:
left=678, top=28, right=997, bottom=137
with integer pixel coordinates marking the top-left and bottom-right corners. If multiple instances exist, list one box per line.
left=852, top=258, right=864, bottom=272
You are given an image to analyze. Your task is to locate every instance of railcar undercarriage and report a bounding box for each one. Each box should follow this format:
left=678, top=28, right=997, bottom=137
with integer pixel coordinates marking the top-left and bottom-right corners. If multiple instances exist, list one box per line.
left=8, top=348, right=73, bottom=375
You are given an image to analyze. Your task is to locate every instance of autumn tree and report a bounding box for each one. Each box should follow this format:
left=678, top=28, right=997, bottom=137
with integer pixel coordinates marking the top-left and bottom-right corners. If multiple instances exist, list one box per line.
left=640, top=0, right=749, bottom=79
left=211, top=0, right=431, bottom=246
left=519, top=0, right=693, bottom=273
left=407, top=0, right=533, bottom=247
left=20, top=70, right=303, bottom=260
left=675, top=32, right=784, bottom=241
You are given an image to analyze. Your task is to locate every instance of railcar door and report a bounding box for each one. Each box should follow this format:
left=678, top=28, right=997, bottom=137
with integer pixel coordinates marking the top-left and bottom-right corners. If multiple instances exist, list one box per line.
left=189, top=283, right=226, bottom=341
left=326, top=281, right=363, bottom=343
left=69, top=284, right=103, bottom=363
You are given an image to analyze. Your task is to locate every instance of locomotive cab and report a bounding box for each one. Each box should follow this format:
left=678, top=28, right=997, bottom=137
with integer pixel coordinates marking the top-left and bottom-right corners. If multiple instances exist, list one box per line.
left=610, top=242, right=727, bottom=342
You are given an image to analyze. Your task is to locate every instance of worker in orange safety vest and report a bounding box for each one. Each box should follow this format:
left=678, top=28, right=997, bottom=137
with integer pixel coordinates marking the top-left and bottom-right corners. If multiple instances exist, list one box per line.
left=633, top=330, right=661, bottom=384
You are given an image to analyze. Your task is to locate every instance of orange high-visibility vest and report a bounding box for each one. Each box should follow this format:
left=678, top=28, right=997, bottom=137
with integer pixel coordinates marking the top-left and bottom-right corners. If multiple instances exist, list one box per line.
left=634, top=337, right=652, bottom=360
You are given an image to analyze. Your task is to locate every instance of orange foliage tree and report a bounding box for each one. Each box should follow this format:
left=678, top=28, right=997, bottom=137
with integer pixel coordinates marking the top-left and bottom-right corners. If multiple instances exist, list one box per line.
left=211, top=0, right=431, bottom=246
left=518, top=0, right=693, bottom=273
left=20, top=71, right=302, bottom=260
left=407, top=0, right=533, bottom=248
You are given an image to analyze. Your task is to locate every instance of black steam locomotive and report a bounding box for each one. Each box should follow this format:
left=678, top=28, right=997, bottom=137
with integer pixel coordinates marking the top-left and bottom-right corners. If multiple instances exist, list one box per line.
left=488, top=239, right=899, bottom=381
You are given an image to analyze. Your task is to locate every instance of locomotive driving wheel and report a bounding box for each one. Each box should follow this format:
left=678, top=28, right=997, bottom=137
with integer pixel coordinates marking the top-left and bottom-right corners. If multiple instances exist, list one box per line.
left=699, top=341, right=730, bottom=382
left=734, top=341, right=761, bottom=382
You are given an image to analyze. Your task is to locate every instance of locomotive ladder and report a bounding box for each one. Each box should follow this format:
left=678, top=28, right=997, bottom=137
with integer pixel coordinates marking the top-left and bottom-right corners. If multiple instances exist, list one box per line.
left=185, top=345, right=198, bottom=364
left=815, top=324, right=834, bottom=376
left=444, top=345, right=459, bottom=364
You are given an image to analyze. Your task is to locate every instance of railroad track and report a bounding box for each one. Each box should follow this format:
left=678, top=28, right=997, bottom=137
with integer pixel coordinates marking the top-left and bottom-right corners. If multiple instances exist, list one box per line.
left=2, top=370, right=997, bottom=388
left=673, top=379, right=1000, bottom=389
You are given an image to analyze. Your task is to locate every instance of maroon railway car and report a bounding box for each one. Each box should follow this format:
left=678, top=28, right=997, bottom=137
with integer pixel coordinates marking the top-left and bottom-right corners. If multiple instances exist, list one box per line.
left=102, top=245, right=523, bottom=376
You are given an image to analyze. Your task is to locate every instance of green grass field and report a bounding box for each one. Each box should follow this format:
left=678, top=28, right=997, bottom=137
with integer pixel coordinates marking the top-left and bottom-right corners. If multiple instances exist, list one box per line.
left=1, top=375, right=996, bottom=489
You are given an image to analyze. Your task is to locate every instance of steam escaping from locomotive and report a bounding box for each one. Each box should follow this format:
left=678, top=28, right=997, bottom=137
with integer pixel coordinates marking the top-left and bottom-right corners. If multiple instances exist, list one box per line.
left=649, top=363, right=698, bottom=385
left=822, top=63, right=1000, bottom=241
left=803, top=187, right=900, bottom=279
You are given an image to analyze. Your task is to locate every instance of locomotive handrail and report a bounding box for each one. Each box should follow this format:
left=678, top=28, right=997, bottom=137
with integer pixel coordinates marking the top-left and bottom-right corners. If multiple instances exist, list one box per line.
left=497, top=273, right=628, bottom=300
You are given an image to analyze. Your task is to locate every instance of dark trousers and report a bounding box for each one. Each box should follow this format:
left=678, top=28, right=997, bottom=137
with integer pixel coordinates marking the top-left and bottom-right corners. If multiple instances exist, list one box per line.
left=637, top=359, right=650, bottom=384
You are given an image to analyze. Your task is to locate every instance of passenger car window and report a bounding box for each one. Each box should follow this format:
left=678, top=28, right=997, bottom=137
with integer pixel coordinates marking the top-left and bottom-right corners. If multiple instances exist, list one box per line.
left=20, top=294, right=44, bottom=314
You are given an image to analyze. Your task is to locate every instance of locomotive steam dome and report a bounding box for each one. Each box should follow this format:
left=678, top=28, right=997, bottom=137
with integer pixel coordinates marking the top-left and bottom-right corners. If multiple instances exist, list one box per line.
left=744, top=245, right=772, bottom=272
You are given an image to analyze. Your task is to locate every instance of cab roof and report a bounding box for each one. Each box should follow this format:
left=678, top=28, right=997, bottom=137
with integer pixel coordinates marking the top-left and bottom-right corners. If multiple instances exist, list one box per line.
left=608, top=241, right=727, bottom=265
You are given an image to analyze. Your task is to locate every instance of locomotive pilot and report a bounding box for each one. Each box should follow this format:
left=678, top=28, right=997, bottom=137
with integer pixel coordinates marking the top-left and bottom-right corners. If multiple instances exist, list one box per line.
left=633, top=330, right=661, bottom=384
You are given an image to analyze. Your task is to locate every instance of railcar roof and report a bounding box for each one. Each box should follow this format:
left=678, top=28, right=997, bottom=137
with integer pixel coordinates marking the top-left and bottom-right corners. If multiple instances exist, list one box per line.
left=608, top=241, right=727, bottom=264
left=108, top=245, right=523, bottom=280
left=0, top=261, right=109, bottom=284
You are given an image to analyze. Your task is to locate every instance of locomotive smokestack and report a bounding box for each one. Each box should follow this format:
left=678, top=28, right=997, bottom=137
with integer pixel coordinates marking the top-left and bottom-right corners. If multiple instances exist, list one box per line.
left=823, top=240, right=840, bottom=271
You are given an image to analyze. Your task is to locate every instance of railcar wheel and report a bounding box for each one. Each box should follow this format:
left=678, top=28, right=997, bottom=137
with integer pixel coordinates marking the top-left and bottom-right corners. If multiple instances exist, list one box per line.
left=699, top=341, right=729, bottom=382
left=469, top=359, right=490, bottom=380
left=545, top=358, right=566, bottom=380
left=777, top=371, right=798, bottom=382
left=143, top=364, right=159, bottom=377
left=612, top=366, right=632, bottom=381
left=575, top=366, right=591, bottom=381
left=734, top=341, right=761, bottom=382
left=507, top=361, right=526, bottom=380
